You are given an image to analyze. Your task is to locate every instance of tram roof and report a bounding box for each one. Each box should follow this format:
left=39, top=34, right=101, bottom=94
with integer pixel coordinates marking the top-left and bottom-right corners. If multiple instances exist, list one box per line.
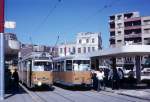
left=89, top=45, right=150, bottom=58
left=53, top=54, right=90, bottom=61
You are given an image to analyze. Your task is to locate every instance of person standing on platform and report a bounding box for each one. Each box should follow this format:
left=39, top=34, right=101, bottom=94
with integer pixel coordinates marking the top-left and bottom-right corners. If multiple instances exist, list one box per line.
left=12, top=69, right=19, bottom=92
left=112, top=68, right=120, bottom=90
left=96, top=68, right=105, bottom=91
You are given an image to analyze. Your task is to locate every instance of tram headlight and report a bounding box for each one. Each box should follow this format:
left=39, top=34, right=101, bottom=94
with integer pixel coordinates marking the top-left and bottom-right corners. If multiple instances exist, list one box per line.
left=38, top=81, right=42, bottom=86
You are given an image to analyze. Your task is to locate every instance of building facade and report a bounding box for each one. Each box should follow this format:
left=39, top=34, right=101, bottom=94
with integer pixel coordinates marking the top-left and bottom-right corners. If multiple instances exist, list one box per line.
left=57, top=32, right=102, bottom=57
left=109, top=11, right=150, bottom=65
left=21, top=44, right=54, bottom=53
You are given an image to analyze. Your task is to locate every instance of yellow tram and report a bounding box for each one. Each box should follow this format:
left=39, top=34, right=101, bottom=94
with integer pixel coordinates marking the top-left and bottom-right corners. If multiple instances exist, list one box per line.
left=18, top=52, right=53, bottom=88
left=53, top=54, right=92, bottom=86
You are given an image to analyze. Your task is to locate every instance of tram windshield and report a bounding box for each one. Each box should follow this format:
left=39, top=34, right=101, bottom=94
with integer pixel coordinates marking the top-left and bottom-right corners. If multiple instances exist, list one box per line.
left=73, top=60, right=90, bottom=71
left=33, top=61, right=52, bottom=71
left=143, top=59, right=150, bottom=68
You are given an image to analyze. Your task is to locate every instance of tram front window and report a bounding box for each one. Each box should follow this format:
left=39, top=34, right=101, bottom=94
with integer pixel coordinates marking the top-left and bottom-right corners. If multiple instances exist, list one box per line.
left=33, top=62, right=52, bottom=71
left=73, top=60, right=90, bottom=71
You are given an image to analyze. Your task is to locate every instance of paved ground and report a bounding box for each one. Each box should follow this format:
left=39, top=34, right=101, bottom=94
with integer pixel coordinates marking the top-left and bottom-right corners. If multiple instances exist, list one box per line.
left=1, top=86, right=34, bottom=102
left=1, top=84, right=150, bottom=102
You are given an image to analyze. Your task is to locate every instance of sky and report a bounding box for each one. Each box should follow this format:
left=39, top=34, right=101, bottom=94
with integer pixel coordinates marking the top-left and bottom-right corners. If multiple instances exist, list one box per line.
left=4, top=0, right=150, bottom=48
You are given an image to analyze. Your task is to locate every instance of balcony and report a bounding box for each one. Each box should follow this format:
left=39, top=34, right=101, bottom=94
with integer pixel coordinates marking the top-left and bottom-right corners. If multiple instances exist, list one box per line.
left=110, top=35, right=115, bottom=39
left=124, top=17, right=141, bottom=22
left=109, top=28, right=115, bottom=32
left=124, top=25, right=141, bottom=30
left=124, top=33, right=141, bottom=38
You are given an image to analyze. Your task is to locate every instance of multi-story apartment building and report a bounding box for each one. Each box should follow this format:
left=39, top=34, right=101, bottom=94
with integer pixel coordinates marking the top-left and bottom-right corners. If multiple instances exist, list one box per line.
left=109, top=11, right=150, bottom=47
left=109, top=11, right=150, bottom=65
left=57, top=32, right=102, bottom=57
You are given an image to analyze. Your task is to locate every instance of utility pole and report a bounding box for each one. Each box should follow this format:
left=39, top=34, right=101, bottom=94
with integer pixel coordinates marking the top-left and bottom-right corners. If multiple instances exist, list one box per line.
left=0, top=0, right=5, bottom=100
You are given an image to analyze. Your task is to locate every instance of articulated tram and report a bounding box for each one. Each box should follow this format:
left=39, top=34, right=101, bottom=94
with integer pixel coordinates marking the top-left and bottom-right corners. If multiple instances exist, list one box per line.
left=18, top=51, right=53, bottom=88
left=53, top=55, right=92, bottom=86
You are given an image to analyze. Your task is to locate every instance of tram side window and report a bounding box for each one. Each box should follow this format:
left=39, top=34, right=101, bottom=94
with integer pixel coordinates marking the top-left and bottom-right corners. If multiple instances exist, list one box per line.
left=66, top=60, right=72, bottom=71
left=23, top=61, right=27, bottom=71
left=57, top=62, right=61, bottom=71
left=73, top=60, right=90, bottom=71
left=60, top=61, right=64, bottom=71
left=53, top=62, right=58, bottom=71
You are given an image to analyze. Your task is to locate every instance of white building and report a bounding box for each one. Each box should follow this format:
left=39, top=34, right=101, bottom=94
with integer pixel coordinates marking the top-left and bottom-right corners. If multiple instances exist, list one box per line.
left=109, top=11, right=150, bottom=66
left=57, top=32, right=102, bottom=57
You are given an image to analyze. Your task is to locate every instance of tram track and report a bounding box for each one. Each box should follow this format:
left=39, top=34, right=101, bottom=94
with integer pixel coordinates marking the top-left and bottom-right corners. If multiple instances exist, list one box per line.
left=20, top=83, right=75, bottom=102
left=20, top=83, right=147, bottom=102
left=33, top=89, right=75, bottom=102
left=54, top=86, right=107, bottom=102
left=19, top=83, right=48, bottom=102
left=54, top=86, right=143, bottom=102
left=89, top=91, right=137, bottom=102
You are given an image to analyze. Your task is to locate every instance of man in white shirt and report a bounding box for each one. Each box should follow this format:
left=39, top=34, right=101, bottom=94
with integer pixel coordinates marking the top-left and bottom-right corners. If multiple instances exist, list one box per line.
left=96, top=68, right=105, bottom=91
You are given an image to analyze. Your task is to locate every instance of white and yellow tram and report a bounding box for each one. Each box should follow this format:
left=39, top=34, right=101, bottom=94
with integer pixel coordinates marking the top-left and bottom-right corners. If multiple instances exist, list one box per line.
left=53, top=55, right=92, bottom=86
left=18, top=52, right=53, bottom=88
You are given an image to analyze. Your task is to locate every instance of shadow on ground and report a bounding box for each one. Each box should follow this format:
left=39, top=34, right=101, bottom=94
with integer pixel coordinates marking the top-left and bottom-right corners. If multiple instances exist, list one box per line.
left=5, top=85, right=27, bottom=99
left=29, top=85, right=55, bottom=92
left=54, top=83, right=91, bottom=91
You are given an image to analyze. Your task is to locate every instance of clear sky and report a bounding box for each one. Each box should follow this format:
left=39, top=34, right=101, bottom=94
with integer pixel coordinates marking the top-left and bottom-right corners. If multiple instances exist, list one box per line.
left=4, top=0, right=150, bottom=48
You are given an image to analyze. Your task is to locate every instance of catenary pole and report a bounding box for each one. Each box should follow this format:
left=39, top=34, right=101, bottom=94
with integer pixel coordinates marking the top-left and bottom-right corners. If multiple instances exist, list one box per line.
left=0, top=0, right=5, bottom=100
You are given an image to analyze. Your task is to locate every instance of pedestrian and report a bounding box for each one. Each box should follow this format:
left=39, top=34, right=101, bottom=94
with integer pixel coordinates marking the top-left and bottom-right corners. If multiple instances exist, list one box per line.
left=5, top=69, right=12, bottom=92
left=91, top=70, right=98, bottom=90
left=109, top=68, right=120, bottom=90
left=96, top=68, right=105, bottom=91
left=128, top=69, right=135, bottom=88
left=118, top=68, right=124, bottom=88
left=12, top=69, right=19, bottom=92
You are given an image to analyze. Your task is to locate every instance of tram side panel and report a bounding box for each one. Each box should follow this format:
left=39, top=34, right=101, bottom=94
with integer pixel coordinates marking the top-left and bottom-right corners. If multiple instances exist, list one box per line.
left=73, top=71, right=92, bottom=85
left=54, top=71, right=92, bottom=86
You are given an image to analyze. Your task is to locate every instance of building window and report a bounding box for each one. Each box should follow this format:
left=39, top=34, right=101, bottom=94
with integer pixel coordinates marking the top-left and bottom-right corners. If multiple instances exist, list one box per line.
left=144, top=28, right=150, bottom=33
left=79, top=39, right=82, bottom=44
left=78, top=48, right=81, bottom=53
left=88, top=47, right=90, bottom=52
left=92, top=38, right=95, bottom=43
left=83, top=47, right=86, bottom=53
left=117, top=15, right=122, bottom=20
left=72, top=47, right=75, bottom=54
left=92, top=47, right=95, bottom=51
left=86, top=39, right=89, bottom=43
left=117, top=40, right=122, bottom=43
left=117, top=40, right=122, bottom=42
left=64, top=47, right=66, bottom=55
left=60, top=48, right=62, bottom=53
left=117, top=31, right=121, bottom=35
left=68, top=48, right=71, bottom=52
left=110, top=16, right=115, bottom=20
left=110, top=22, right=115, bottom=29
left=144, top=20, right=150, bottom=25
left=117, top=23, right=122, bottom=28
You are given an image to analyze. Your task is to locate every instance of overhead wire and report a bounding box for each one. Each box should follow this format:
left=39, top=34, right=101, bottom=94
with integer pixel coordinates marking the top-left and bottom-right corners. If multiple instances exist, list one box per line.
left=33, top=0, right=62, bottom=33
left=29, top=0, right=62, bottom=44
left=68, top=0, right=120, bottom=31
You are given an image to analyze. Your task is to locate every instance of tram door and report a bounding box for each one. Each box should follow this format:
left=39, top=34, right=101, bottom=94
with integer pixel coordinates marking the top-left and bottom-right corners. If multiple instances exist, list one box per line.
left=27, top=60, right=32, bottom=87
left=91, top=57, right=99, bottom=70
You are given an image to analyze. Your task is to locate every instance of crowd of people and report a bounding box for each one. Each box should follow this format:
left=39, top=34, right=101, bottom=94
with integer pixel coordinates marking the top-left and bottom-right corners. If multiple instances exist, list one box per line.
left=91, top=67, right=125, bottom=91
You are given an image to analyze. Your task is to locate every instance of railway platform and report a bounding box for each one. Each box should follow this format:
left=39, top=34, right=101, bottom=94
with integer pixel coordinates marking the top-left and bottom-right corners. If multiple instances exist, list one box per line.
left=103, top=83, right=150, bottom=101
